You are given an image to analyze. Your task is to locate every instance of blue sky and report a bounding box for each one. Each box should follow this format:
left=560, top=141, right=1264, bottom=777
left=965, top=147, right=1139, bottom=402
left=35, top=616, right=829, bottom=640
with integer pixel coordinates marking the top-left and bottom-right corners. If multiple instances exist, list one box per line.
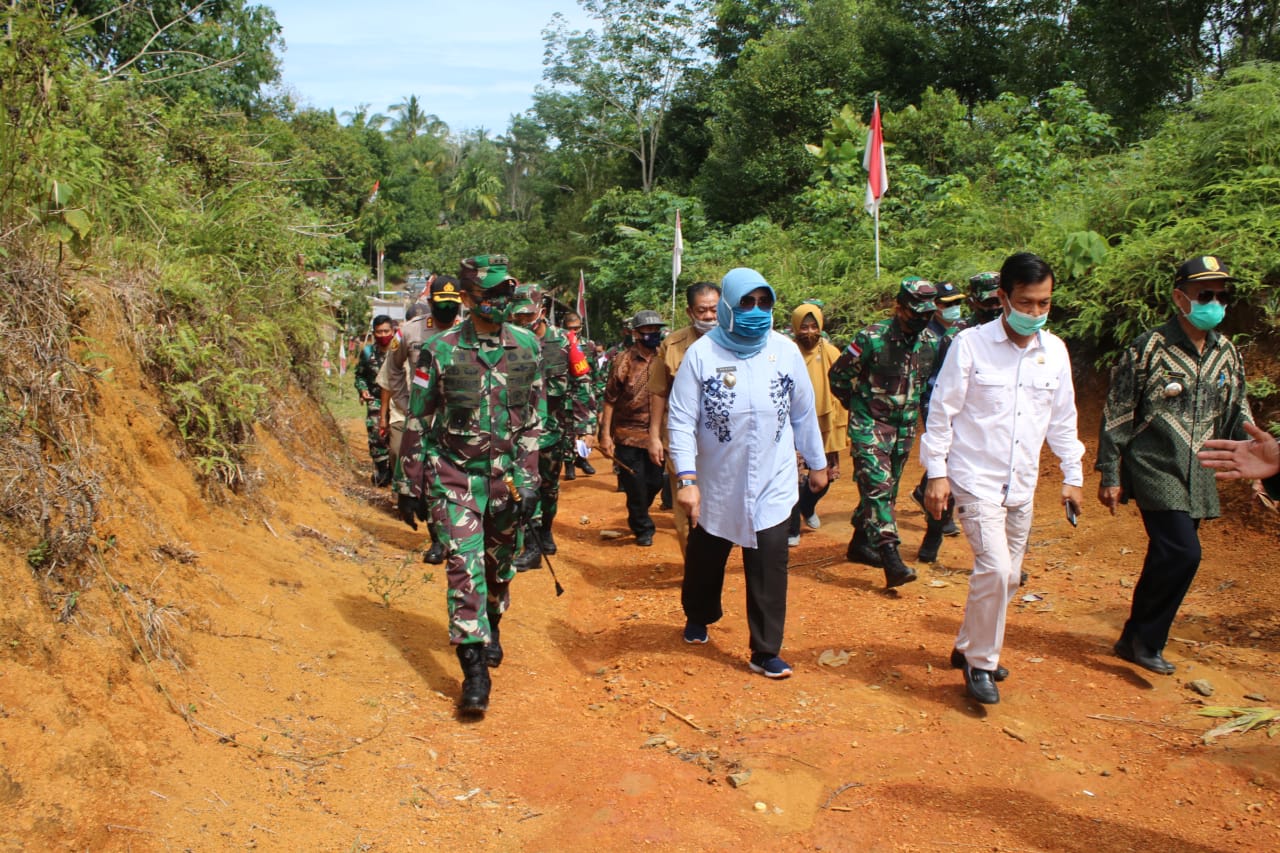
left=267, top=1, right=588, bottom=134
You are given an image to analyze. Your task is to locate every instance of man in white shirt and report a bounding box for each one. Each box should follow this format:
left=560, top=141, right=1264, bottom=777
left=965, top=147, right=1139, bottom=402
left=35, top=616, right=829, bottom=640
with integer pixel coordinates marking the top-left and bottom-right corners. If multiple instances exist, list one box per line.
left=921, top=252, right=1085, bottom=705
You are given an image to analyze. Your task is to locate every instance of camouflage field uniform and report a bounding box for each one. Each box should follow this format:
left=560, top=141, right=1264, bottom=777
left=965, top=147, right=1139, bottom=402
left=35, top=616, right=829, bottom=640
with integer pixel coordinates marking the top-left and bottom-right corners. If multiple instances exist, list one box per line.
left=829, top=319, right=938, bottom=547
left=531, top=323, right=594, bottom=528
left=354, top=341, right=390, bottom=466
left=397, top=320, right=543, bottom=644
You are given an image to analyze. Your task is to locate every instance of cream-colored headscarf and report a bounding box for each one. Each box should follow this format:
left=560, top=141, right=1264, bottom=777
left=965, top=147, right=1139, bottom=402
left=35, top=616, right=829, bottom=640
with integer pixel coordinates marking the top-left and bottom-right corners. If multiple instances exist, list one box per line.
left=791, top=304, right=848, bottom=451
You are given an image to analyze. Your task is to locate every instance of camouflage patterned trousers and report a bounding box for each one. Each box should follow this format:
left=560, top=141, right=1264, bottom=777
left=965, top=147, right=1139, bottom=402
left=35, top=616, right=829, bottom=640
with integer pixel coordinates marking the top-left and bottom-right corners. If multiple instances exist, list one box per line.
left=364, top=402, right=389, bottom=464
left=432, top=479, right=520, bottom=645
left=533, top=443, right=562, bottom=526
left=850, top=420, right=916, bottom=547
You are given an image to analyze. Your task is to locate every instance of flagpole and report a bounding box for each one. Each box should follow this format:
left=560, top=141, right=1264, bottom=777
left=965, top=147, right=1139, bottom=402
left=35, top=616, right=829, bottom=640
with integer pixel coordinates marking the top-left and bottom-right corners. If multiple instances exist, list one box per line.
left=874, top=207, right=881, bottom=279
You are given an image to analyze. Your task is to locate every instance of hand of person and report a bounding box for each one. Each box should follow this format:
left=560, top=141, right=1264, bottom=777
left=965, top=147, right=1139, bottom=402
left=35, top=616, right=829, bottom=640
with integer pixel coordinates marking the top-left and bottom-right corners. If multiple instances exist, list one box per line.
left=1198, top=422, right=1280, bottom=480
left=923, top=477, right=950, bottom=521
left=806, top=466, right=829, bottom=494
left=579, top=434, right=596, bottom=451
left=826, top=453, right=841, bottom=482
left=647, top=435, right=665, bottom=467
left=676, top=483, right=700, bottom=530
left=360, top=390, right=373, bottom=404
left=1063, top=484, right=1084, bottom=521
left=397, top=493, right=419, bottom=530
left=600, top=435, right=615, bottom=459
left=517, top=486, right=540, bottom=524
left=1097, top=484, right=1121, bottom=516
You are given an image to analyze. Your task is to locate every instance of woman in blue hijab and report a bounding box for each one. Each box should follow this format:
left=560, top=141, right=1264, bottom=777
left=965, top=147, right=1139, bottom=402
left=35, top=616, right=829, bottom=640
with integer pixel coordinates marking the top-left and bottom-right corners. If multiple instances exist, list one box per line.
left=667, top=268, right=829, bottom=679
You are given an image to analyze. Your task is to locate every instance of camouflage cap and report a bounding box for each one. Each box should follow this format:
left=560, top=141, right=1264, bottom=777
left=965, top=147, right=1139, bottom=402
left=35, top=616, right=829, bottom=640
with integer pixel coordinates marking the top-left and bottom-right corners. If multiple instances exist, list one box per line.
left=510, top=284, right=542, bottom=315
left=968, top=272, right=1001, bottom=300
left=935, top=280, right=966, bottom=304
left=458, top=253, right=512, bottom=289
left=896, top=276, right=938, bottom=312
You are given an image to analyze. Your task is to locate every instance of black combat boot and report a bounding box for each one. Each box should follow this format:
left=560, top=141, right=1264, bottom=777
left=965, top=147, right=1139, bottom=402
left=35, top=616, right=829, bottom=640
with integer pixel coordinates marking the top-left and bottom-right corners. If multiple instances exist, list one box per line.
left=563, top=459, right=577, bottom=481
left=881, top=543, right=918, bottom=588
left=845, top=526, right=882, bottom=566
left=485, top=611, right=504, bottom=668
left=373, top=459, right=393, bottom=487
left=423, top=540, right=446, bottom=565
left=513, top=534, right=542, bottom=571
left=539, top=511, right=557, bottom=555
left=577, top=457, right=596, bottom=476
left=456, top=644, right=491, bottom=716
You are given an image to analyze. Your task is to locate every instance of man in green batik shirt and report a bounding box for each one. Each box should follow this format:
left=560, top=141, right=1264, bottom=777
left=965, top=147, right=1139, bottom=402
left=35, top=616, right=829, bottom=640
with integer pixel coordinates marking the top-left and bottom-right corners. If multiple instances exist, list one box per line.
left=395, top=254, right=543, bottom=718
left=829, top=277, right=939, bottom=589
left=508, top=284, right=596, bottom=570
left=1097, top=254, right=1252, bottom=677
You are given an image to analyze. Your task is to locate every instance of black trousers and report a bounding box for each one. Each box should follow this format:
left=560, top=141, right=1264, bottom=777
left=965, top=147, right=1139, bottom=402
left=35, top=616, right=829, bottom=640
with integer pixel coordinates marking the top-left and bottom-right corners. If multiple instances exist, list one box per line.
left=681, top=519, right=790, bottom=656
left=615, top=444, right=663, bottom=536
left=789, top=480, right=830, bottom=536
left=1123, top=509, right=1202, bottom=651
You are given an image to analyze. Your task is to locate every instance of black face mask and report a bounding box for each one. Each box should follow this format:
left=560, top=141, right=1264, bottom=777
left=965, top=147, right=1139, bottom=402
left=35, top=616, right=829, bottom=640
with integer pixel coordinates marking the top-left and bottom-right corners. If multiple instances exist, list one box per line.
left=432, top=302, right=460, bottom=326
left=638, top=331, right=662, bottom=349
left=901, top=315, right=931, bottom=336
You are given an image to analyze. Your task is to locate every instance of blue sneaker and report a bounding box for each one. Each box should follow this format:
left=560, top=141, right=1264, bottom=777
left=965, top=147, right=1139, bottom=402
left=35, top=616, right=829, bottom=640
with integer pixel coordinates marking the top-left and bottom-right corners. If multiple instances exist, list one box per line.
left=682, top=622, right=708, bottom=644
left=749, top=654, right=793, bottom=679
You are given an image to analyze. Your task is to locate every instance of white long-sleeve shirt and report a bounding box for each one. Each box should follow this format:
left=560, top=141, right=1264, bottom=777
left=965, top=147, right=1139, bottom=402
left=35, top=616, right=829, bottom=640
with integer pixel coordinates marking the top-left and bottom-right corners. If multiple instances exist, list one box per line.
left=920, top=319, right=1084, bottom=505
left=668, top=332, right=827, bottom=548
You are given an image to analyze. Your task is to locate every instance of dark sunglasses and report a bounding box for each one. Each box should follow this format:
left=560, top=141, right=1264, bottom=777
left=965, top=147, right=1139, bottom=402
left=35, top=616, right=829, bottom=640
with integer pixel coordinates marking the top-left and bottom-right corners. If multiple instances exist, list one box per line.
left=979, top=297, right=1002, bottom=309
left=738, top=294, right=775, bottom=310
left=1187, top=288, right=1232, bottom=306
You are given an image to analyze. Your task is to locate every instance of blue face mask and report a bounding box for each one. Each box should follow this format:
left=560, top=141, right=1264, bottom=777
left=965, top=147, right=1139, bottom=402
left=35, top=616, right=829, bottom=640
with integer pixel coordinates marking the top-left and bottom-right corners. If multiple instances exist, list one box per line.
left=1005, top=306, right=1048, bottom=336
left=731, top=306, right=773, bottom=338
left=940, top=305, right=963, bottom=322
left=1182, top=298, right=1225, bottom=331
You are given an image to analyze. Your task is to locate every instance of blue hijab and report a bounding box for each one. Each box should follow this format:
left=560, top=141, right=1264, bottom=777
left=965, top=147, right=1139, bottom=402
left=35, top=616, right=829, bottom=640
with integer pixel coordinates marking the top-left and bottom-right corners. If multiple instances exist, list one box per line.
left=708, top=267, right=775, bottom=358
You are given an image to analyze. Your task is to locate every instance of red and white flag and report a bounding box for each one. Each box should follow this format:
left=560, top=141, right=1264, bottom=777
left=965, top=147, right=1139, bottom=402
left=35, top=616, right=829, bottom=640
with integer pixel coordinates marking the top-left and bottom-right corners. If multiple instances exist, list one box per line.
left=863, top=99, right=887, bottom=215
left=368, top=180, right=380, bottom=204
left=672, top=209, right=684, bottom=286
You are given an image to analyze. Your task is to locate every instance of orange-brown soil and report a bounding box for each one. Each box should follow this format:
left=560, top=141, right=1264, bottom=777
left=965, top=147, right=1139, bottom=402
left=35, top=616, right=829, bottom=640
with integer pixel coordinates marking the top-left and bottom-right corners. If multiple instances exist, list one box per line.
left=3, top=316, right=1279, bottom=852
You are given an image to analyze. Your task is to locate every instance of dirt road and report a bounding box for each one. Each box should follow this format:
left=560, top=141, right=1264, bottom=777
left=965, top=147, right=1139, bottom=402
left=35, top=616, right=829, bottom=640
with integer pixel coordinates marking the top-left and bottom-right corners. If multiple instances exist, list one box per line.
left=2, top=360, right=1278, bottom=851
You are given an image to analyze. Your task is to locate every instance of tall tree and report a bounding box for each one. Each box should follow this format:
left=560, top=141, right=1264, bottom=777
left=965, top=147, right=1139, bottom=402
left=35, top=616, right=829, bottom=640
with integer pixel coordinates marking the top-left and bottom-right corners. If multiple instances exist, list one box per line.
left=61, top=0, right=283, bottom=111
left=539, top=0, right=704, bottom=193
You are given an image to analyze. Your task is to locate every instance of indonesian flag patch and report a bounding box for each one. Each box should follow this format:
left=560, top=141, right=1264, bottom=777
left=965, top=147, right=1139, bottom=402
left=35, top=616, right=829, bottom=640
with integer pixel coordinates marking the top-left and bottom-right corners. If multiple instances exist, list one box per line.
left=412, top=367, right=430, bottom=388
left=846, top=341, right=862, bottom=358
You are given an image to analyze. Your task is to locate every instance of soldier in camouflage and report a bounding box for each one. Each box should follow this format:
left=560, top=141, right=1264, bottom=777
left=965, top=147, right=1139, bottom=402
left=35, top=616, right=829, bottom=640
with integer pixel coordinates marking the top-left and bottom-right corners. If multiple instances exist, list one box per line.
left=829, top=277, right=940, bottom=588
left=354, top=314, right=395, bottom=486
left=910, top=281, right=968, bottom=562
left=509, top=285, right=596, bottom=569
left=395, top=255, right=543, bottom=718
left=956, top=271, right=1002, bottom=333
left=559, top=311, right=598, bottom=480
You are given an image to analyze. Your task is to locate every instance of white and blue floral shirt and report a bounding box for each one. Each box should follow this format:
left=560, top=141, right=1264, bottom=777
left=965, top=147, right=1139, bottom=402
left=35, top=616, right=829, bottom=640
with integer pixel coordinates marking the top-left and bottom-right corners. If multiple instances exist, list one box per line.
left=668, top=331, right=827, bottom=548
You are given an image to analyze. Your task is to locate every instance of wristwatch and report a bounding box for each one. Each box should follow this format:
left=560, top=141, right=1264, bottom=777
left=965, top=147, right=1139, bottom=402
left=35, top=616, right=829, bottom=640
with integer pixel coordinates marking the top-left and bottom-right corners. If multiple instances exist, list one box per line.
left=677, top=478, right=697, bottom=490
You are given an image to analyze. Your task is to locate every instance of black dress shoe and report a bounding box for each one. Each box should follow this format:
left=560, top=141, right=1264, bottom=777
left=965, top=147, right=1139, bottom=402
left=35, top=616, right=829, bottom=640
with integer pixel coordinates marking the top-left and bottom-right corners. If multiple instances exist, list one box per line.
left=950, top=648, right=1007, bottom=682
left=964, top=663, right=1000, bottom=704
left=577, top=458, right=596, bottom=475
left=1113, top=638, right=1175, bottom=675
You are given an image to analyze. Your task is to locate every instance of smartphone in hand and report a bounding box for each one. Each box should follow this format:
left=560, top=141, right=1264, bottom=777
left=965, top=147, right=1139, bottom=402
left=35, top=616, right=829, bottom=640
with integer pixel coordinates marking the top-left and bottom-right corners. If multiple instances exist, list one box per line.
left=1065, top=499, right=1079, bottom=527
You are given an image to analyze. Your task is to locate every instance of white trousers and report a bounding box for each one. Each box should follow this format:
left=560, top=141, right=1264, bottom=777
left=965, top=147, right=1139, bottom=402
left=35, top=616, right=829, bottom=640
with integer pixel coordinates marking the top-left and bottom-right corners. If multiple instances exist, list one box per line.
left=952, top=483, right=1034, bottom=671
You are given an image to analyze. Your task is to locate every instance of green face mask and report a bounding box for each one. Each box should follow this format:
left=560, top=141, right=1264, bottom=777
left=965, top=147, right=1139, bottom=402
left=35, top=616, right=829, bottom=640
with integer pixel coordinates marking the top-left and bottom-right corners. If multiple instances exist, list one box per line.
left=940, top=305, right=963, bottom=322
left=1182, top=298, right=1225, bottom=331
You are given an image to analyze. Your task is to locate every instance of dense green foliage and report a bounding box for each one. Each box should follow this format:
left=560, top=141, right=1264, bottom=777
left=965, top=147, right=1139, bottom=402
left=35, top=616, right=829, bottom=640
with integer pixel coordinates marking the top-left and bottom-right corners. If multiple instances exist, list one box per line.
left=4, top=0, right=1280, bottom=497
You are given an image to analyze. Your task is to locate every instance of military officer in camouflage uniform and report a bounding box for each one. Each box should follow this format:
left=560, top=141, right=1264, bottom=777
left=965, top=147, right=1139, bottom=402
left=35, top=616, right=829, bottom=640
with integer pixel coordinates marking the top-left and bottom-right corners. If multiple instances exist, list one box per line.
left=395, top=255, right=543, bottom=717
left=355, top=314, right=395, bottom=486
left=829, top=278, right=939, bottom=588
left=509, top=285, right=596, bottom=569
left=910, top=280, right=968, bottom=562
left=957, top=271, right=1002, bottom=332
